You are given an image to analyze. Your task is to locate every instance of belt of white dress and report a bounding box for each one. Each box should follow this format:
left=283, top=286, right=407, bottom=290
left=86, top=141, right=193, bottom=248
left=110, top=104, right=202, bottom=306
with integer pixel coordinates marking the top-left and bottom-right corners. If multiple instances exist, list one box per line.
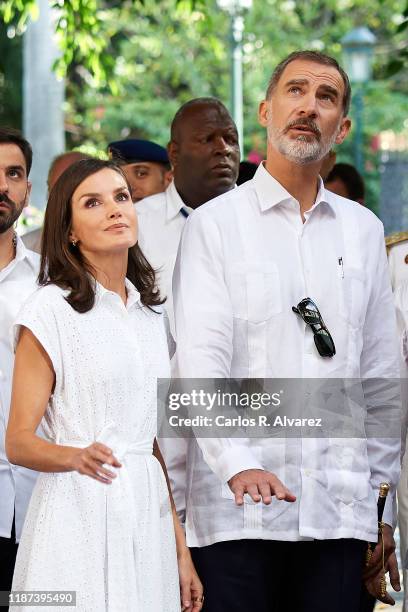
left=54, top=421, right=153, bottom=459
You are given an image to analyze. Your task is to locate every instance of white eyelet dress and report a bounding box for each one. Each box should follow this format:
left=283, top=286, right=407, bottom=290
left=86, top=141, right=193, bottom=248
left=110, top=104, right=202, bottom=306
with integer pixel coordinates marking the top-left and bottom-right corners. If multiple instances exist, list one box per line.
left=10, top=281, right=180, bottom=612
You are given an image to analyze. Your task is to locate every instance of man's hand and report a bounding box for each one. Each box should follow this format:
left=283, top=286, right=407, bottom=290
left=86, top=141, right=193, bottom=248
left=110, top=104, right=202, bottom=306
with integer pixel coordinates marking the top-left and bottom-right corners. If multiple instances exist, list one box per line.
left=363, top=524, right=401, bottom=605
left=228, top=469, right=296, bottom=506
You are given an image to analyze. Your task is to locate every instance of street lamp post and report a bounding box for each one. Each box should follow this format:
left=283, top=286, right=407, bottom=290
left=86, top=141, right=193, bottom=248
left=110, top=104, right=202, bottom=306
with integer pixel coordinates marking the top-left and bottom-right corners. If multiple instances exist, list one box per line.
left=341, top=27, right=377, bottom=173
left=217, top=0, right=253, bottom=153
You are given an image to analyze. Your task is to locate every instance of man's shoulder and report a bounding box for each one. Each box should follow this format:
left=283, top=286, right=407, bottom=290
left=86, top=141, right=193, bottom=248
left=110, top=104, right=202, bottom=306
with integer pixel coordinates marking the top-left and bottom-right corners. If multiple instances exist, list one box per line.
left=192, top=182, right=254, bottom=222
left=386, top=231, right=408, bottom=252
left=325, top=190, right=383, bottom=232
left=26, top=247, right=41, bottom=268
left=136, top=190, right=167, bottom=215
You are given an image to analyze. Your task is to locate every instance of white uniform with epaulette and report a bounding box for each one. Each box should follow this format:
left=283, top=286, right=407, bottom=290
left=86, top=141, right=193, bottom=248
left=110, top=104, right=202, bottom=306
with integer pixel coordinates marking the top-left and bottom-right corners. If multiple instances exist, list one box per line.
left=387, top=232, right=408, bottom=612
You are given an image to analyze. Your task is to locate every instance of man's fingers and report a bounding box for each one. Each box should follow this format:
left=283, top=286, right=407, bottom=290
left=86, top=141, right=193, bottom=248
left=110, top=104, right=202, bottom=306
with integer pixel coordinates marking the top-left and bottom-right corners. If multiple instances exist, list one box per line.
left=232, top=485, right=244, bottom=506
left=388, top=553, right=401, bottom=592
left=246, top=483, right=262, bottom=503
left=365, top=572, right=396, bottom=606
left=363, top=545, right=383, bottom=579
left=258, top=483, right=272, bottom=504
left=268, top=476, right=296, bottom=502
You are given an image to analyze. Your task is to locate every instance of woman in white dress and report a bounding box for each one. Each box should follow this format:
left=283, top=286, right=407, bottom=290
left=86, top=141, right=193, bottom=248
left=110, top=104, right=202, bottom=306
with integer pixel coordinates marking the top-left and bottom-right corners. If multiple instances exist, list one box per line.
left=6, top=159, right=203, bottom=612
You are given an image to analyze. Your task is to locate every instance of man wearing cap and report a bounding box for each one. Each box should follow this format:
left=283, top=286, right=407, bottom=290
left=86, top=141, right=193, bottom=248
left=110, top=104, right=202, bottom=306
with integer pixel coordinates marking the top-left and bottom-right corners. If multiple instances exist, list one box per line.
left=108, top=138, right=172, bottom=203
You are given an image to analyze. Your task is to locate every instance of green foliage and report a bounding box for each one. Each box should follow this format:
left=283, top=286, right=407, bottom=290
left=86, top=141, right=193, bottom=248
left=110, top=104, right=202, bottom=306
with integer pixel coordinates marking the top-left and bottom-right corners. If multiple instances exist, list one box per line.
left=1, top=0, right=407, bottom=213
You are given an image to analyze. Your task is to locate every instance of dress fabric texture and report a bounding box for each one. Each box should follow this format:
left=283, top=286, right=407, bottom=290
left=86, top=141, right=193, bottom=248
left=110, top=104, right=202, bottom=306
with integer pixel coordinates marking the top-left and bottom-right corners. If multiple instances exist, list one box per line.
left=10, top=281, right=180, bottom=612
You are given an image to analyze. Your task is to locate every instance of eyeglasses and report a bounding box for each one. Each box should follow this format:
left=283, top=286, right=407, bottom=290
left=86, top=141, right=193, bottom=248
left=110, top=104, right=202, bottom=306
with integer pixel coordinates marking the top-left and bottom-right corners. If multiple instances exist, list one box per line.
left=292, top=297, right=336, bottom=358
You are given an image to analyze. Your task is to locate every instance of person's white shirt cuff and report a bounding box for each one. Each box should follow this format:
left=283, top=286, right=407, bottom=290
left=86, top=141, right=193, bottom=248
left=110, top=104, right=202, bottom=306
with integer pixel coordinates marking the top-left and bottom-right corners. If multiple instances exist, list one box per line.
left=213, top=445, right=264, bottom=483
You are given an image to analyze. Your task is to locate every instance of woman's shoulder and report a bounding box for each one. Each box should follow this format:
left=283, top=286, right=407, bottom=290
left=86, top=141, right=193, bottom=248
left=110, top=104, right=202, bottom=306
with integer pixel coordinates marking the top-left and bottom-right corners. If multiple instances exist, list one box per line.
left=18, top=283, right=70, bottom=318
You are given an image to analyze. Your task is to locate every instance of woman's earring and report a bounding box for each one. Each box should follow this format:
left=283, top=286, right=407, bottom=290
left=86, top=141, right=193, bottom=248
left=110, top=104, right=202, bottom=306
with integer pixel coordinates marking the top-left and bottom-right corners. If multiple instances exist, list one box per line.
left=71, top=239, right=77, bottom=247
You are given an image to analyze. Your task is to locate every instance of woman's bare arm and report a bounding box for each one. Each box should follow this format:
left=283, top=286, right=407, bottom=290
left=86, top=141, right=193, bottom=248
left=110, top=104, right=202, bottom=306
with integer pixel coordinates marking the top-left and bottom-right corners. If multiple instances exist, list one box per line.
left=6, top=327, right=120, bottom=482
left=154, top=438, right=204, bottom=611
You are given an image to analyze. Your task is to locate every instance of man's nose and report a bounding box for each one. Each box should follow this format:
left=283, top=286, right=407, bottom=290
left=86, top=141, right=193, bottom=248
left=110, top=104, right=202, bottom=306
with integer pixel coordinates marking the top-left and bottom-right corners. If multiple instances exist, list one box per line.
left=0, top=171, right=8, bottom=193
left=297, top=93, right=318, bottom=118
left=214, top=136, right=231, bottom=155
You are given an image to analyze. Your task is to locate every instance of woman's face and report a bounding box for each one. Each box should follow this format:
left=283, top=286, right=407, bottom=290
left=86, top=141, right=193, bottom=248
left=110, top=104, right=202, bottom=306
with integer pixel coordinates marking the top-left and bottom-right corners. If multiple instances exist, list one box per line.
left=70, top=168, right=137, bottom=255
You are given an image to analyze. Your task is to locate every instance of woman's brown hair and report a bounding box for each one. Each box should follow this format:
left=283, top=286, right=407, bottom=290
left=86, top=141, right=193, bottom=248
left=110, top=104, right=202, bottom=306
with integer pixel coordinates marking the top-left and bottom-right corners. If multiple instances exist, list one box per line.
left=39, top=158, right=164, bottom=313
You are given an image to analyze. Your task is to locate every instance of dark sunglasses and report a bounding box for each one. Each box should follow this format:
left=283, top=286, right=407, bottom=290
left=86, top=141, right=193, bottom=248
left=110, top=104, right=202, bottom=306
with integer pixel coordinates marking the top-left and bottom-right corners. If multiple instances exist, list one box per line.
left=292, top=297, right=336, bottom=358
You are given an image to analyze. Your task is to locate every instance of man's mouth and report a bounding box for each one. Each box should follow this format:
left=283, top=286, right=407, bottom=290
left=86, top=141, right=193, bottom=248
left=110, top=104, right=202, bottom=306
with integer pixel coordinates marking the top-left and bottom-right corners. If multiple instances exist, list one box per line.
left=285, top=122, right=320, bottom=139
left=212, top=163, right=233, bottom=172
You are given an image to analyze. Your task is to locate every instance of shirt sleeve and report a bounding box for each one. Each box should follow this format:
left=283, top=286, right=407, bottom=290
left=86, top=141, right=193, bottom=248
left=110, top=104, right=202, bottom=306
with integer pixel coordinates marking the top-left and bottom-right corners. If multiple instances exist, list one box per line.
left=360, top=223, right=402, bottom=528
left=13, top=288, right=63, bottom=391
left=173, top=209, right=263, bottom=483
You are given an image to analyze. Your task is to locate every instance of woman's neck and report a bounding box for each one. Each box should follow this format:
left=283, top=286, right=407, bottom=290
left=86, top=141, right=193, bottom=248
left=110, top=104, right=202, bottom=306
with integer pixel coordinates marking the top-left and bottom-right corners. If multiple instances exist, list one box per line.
left=85, top=250, right=128, bottom=304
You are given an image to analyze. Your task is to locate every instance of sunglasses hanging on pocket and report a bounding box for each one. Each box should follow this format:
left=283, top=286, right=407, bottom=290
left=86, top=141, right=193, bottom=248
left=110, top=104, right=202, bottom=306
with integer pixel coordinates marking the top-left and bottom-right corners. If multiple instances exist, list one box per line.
left=292, top=297, right=336, bottom=358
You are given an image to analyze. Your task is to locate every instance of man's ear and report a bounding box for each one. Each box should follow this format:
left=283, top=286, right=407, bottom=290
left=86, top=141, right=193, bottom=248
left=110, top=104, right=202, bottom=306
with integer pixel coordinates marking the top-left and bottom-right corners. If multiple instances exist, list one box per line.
left=258, top=100, right=269, bottom=128
left=335, top=117, right=351, bottom=145
left=24, top=181, right=32, bottom=209
left=167, top=140, right=178, bottom=171
left=164, top=169, right=173, bottom=188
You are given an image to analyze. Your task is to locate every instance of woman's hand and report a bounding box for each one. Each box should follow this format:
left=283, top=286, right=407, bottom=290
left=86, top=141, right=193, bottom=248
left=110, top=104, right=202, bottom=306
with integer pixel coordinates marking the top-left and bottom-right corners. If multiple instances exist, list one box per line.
left=178, top=549, right=204, bottom=611
left=70, top=442, right=122, bottom=483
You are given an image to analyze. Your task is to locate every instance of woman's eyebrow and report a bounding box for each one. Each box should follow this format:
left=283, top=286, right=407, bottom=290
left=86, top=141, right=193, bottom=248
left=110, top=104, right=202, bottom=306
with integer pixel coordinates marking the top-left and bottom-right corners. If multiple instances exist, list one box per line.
left=79, top=186, right=127, bottom=199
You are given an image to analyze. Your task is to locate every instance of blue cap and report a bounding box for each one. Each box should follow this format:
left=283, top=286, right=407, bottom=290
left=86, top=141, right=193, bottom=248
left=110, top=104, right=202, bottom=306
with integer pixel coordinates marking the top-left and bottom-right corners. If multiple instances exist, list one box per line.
left=108, top=139, right=169, bottom=165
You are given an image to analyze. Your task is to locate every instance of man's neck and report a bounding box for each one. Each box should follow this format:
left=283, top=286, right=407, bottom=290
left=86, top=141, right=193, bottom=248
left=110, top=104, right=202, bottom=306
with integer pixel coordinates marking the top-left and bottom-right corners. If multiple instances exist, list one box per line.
left=0, top=228, right=16, bottom=271
left=264, top=149, right=322, bottom=219
left=174, top=180, right=234, bottom=210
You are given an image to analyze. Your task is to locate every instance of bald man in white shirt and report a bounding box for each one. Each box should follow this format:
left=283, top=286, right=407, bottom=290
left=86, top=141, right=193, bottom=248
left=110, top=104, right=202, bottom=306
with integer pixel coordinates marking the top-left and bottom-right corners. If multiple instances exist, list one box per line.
left=137, top=98, right=240, bottom=520
left=173, top=51, right=401, bottom=611
left=0, top=128, right=39, bottom=609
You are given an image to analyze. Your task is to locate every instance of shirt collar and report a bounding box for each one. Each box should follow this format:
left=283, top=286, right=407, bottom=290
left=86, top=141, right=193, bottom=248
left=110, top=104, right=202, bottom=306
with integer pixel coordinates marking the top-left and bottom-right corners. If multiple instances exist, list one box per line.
left=166, top=181, right=193, bottom=222
left=0, top=234, right=38, bottom=282
left=253, top=162, right=335, bottom=216
left=95, top=277, right=141, bottom=310
left=16, top=234, right=38, bottom=269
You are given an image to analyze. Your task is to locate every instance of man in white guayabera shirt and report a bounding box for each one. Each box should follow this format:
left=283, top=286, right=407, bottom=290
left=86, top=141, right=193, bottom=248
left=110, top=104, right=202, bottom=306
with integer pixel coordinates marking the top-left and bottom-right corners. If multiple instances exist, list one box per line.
left=173, top=51, right=402, bottom=611
left=0, top=128, right=39, bottom=606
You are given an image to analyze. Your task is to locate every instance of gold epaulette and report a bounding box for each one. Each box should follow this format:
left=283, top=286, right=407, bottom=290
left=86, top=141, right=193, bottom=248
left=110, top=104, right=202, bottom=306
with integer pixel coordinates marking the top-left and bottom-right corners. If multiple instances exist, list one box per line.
left=385, top=231, right=408, bottom=251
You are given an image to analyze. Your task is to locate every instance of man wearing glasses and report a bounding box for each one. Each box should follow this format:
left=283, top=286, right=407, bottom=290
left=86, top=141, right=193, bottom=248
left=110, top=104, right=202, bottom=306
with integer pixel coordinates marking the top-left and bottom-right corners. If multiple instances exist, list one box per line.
left=173, top=51, right=401, bottom=611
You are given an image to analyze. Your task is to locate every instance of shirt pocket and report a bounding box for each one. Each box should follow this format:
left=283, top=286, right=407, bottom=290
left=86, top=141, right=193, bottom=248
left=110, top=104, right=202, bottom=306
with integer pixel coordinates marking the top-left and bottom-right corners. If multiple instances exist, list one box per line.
left=228, top=261, right=282, bottom=324
left=220, top=441, right=291, bottom=521
left=337, top=266, right=367, bottom=330
left=309, top=439, right=371, bottom=504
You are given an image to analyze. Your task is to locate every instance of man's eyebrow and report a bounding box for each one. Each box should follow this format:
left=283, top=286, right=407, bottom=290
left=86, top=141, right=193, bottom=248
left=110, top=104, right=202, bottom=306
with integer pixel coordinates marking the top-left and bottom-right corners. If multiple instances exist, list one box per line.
left=7, top=164, right=25, bottom=173
left=319, top=84, right=339, bottom=98
left=79, top=186, right=127, bottom=199
left=285, top=78, right=309, bottom=88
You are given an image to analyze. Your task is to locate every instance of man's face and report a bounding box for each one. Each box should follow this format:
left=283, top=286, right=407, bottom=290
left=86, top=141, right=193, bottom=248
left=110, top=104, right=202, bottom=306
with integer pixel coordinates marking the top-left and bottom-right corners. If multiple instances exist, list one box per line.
left=259, top=60, right=351, bottom=165
left=169, top=104, right=240, bottom=198
left=0, top=143, right=30, bottom=234
left=122, top=161, right=171, bottom=203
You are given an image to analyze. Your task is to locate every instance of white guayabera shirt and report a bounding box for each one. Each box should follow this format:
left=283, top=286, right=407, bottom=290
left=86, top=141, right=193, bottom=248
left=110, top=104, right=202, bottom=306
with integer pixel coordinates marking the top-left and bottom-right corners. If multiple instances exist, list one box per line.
left=0, top=236, right=39, bottom=541
left=137, top=181, right=192, bottom=517
left=173, top=162, right=401, bottom=547
left=137, top=180, right=192, bottom=333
